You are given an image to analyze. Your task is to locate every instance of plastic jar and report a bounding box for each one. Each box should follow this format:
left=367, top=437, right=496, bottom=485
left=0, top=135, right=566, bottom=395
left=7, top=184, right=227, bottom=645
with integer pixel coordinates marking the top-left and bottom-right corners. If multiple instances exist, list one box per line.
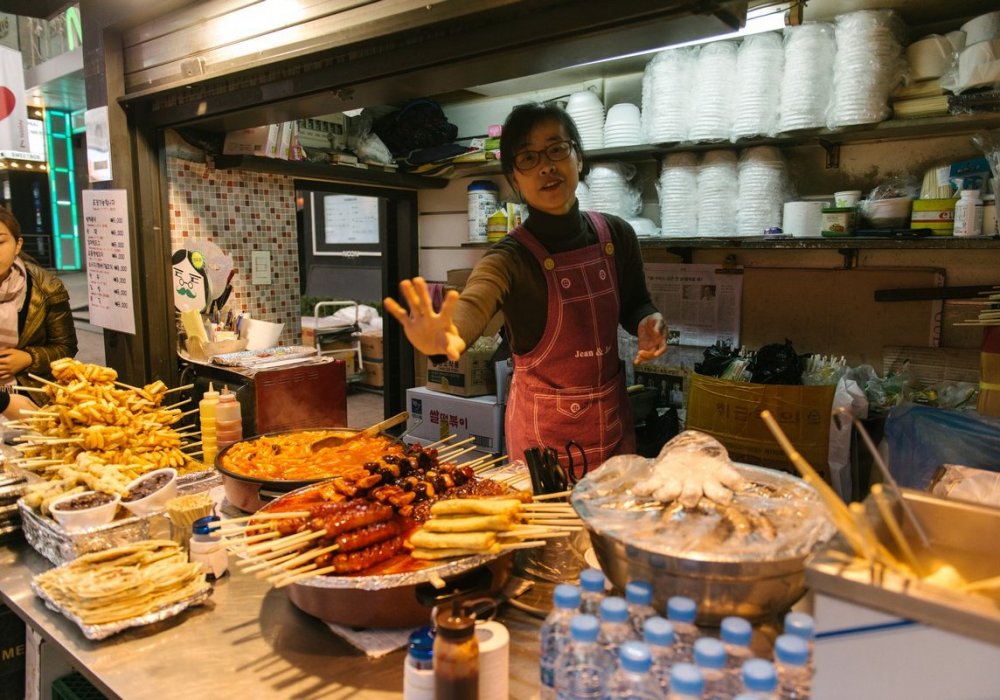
left=820, top=207, right=856, bottom=237
left=467, top=181, right=499, bottom=243
left=189, top=516, right=229, bottom=579
left=953, top=189, right=983, bottom=237
left=486, top=209, right=508, bottom=243
left=433, top=601, right=478, bottom=700
left=215, top=386, right=243, bottom=449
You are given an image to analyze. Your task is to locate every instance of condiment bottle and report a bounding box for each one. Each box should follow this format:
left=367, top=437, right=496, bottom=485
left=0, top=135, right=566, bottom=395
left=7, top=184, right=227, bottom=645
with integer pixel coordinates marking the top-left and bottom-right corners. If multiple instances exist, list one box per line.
left=953, top=189, right=983, bottom=237
left=215, top=386, right=243, bottom=449
left=199, top=382, right=220, bottom=468
left=189, top=515, right=229, bottom=580
left=404, top=626, right=435, bottom=700
left=433, top=600, right=478, bottom=700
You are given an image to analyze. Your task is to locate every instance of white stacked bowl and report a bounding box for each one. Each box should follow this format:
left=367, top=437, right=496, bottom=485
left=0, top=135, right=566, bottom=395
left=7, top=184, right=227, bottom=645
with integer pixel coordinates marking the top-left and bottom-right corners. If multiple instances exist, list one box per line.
left=689, top=41, right=739, bottom=142
left=733, top=32, right=785, bottom=140
left=697, top=150, right=738, bottom=237
left=737, top=146, right=789, bottom=236
left=586, top=162, right=640, bottom=219
left=566, top=90, right=606, bottom=151
left=642, top=47, right=698, bottom=144
left=778, top=23, right=836, bottom=132
left=576, top=181, right=594, bottom=211
left=604, top=103, right=643, bottom=147
left=828, top=10, right=906, bottom=129
left=658, top=152, right=699, bottom=237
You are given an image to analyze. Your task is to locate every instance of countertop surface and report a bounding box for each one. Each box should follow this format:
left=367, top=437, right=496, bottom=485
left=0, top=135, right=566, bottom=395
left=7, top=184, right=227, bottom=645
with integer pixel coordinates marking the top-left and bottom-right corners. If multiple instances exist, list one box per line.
left=0, top=539, right=544, bottom=699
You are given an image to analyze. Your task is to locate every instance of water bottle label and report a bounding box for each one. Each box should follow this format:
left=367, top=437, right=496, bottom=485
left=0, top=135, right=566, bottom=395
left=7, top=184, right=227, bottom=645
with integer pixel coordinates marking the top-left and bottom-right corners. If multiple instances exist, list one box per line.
left=541, top=664, right=555, bottom=688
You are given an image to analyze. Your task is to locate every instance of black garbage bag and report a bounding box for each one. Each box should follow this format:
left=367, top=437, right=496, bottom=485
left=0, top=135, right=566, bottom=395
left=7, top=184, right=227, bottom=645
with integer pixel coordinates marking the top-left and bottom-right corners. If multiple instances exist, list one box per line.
left=373, top=99, right=458, bottom=157
left=695, top=341, right=740, bottom=377
left=749, top=339, right=803, bottom=384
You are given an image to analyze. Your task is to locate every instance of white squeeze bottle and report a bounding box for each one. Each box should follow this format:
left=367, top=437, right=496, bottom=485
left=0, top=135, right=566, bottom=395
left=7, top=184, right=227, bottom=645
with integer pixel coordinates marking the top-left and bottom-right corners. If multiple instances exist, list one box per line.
left=642, top=616, right=676, bottom=696
left=605, top=641, right=663, bottom=700
left=578, top=568, right=606, bottom=616
left=693, top=637, right=727, bottom=700
left=198, top=383, right=219, bottom=467
left=668, top=662, right=705, bottom=700
left=215, top=385, right=243, bottom=450
left=666, top=596, right=698, bottom=664
left=774, top=634, right=811, bottom=700
left=625, top=580, right=657, bottom=636
left=539, top=584, right=581, bottom=700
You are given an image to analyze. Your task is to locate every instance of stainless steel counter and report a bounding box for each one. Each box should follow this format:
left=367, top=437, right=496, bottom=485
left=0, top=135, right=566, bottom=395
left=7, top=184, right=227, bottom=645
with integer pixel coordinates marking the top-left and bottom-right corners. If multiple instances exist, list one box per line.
left=0, top=540, right=543, bottom=699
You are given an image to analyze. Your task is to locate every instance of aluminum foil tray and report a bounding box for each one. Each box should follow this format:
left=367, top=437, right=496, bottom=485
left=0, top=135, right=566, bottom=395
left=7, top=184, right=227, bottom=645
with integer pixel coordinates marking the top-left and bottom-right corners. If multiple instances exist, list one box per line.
left=20, top=469, right=222, bottom=566
left=31, top=578, right=212, bottom=641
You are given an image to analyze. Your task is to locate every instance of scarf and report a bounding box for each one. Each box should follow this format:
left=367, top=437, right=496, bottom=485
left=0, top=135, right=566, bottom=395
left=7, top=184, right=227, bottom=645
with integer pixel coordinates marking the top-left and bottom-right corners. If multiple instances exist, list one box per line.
left=0, top=257, right=27, bottom=350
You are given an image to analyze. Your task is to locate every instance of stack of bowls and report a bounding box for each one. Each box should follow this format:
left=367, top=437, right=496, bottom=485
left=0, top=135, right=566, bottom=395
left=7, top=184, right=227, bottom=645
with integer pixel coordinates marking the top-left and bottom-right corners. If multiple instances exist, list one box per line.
left=697, top=150, right=738, bottom=237
left=737, top=146, right=789, bottom=236
left=732, top=32, right=784, bottom=140
left=576, top=181, right=594, bottom=211
left=603, top=103, right=643, bottom=147
left=586, top=162, right=641, bottom=218
left=658, top=152, right=699, bottom=236
left=828, top=10, right=906, bottom=129
left=565, top=90, right=605, bottom=151
left=689, top=41, right=738, bottom=142
left=642, top=47, right=698, bottom=144
left=778, top=23, right=836, bottom=132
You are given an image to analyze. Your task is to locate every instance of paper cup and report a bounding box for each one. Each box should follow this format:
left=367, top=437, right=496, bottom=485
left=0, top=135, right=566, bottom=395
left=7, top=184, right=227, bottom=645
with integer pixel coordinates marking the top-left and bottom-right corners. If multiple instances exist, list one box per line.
left=835, top=190, right=863, bottom=207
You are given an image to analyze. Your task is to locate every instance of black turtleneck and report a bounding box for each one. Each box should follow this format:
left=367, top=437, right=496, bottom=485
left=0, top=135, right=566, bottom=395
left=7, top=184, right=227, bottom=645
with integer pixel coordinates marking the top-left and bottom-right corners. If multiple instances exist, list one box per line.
left=453, top=203, right=659, bottom=355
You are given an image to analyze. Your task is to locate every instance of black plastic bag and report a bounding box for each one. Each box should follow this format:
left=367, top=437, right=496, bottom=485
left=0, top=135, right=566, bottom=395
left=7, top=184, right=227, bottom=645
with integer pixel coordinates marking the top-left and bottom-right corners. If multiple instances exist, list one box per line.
left=749, top=339, right=803, bottom=384
left=373, top=99, right=458, bottom=156
left=695, top=341, right=739, bottom=377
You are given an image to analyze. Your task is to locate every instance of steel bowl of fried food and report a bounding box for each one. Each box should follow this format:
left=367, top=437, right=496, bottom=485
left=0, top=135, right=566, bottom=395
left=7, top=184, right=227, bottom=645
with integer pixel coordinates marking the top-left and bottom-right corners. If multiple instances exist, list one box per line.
left=573, top=432, right=835, bottom=624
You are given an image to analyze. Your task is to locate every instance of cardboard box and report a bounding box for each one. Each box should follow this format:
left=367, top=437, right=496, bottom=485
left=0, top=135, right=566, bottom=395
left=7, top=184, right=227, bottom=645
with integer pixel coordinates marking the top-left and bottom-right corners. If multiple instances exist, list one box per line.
left=359, top=331, right=383, bottom=361
left=427, top=343, right=496, bottom=397
left=414, top=350, right=428, bottom=387
left=222, top=126, right=272, bottom=156
left=685, top=373, right=835, bottom=479
left=406, top=387, right=504, bottom=454
left=361, top=358, right=384, bottom=388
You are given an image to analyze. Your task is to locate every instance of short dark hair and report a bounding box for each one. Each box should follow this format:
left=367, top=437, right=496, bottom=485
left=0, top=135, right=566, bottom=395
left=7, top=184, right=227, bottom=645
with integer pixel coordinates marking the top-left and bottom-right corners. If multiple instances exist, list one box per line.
left=499, top=102, right=587, bottom=184
left=0, top=208, right=22, bottom=241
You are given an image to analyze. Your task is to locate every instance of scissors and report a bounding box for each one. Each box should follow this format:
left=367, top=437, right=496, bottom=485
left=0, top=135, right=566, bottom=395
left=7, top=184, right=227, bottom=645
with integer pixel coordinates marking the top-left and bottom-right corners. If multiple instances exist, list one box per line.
left=543, top=440, right=589, bottom=485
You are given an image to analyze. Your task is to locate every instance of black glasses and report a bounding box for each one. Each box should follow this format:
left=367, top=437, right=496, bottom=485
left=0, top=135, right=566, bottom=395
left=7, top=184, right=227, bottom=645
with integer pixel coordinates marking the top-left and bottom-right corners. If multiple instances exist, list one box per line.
left=512, top=140, right=576, bottom=172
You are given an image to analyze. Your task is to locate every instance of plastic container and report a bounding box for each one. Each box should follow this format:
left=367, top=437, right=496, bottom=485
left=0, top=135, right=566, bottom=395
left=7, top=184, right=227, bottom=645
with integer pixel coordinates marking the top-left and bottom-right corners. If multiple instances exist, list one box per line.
left=485, top=208, right=508, bottom=243
left=721, top=616, right=754, bottom=696
left=625, top=580, right=656, bottom=636
left=666, top=596, right=698, bottom=663
left=189, top=516, right=229, bottom=579
left=834, top=189, right=862, bottom=207
left=642, top=616, right=675, bottom=695
left=820, top=206, right=857, bottom=237
left=597, top=596, right=634, bottom=652
left=433, top=601, right=478, bottom=700
left=556, top=615, right=611, bottom=700
left=954, top=190, right=984, bottom=237
left=693, top=637, right=727, bottom=700
left=199, top=383, right=220, bottom=468
left=467, top=181, right=499, bottom=243
left=403, top=626, right=435, bottom=700
left=214, top=386, right=243, bottom=450
left=578, top=568, right=606, bottom=616
left=981, top=194, right=997, bottom=237
left=783, top=611, right=816, bottom=675
left=774, top=634, right=811, bottom=700
left=911, top=197, right=957, bottom=235
left=668, top=662, right=705, bottom=699
left=741, top=658, right=779, bottom=699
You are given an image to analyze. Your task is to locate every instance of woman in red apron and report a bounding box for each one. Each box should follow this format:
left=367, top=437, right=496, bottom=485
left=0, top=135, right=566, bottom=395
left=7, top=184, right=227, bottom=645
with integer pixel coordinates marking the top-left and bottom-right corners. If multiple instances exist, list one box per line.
left=385, top=103, right=667, bottom=471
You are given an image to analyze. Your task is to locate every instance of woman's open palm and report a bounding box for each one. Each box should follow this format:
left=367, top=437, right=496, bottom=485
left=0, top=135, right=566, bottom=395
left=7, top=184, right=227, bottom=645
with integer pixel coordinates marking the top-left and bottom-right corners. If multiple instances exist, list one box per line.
left=384, top=277, right=466, bottom=361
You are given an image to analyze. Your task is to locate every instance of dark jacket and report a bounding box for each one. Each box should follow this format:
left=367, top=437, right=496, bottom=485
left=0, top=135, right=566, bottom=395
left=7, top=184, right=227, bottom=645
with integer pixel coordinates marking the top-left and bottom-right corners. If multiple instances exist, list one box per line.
left=15, top=259, right=78, bottom=389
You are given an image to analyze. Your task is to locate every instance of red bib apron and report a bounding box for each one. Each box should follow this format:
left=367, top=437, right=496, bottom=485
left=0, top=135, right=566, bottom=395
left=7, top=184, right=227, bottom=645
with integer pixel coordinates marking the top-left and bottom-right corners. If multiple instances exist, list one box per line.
left=505, top=211, right=635, bottom=472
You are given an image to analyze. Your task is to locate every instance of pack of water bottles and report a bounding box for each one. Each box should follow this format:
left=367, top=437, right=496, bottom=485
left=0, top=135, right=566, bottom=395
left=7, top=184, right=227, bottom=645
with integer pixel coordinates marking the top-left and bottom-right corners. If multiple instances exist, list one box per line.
left=539, top=567, right=815, bottom=699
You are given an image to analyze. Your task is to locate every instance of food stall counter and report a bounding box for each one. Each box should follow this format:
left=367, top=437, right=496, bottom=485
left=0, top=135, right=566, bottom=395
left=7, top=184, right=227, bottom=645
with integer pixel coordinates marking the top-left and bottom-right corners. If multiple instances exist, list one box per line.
left=0, top=540, right=544, bottom=699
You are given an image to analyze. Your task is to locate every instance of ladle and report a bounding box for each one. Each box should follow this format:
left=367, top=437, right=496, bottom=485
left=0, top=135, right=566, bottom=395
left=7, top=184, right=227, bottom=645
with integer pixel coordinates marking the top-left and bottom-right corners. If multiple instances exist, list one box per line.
left=310, top=411, right=409, bottom=452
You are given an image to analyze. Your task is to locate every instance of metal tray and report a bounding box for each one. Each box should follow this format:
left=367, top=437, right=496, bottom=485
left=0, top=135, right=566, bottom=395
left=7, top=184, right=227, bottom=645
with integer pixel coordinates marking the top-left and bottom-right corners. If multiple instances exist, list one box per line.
left=20, top=469, right=222, bottom=566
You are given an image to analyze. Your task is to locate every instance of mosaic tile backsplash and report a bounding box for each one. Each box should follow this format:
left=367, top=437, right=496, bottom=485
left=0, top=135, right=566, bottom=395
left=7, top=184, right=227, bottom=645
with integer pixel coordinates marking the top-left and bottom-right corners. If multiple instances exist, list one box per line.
left=166, top=157, right=301, bottom=347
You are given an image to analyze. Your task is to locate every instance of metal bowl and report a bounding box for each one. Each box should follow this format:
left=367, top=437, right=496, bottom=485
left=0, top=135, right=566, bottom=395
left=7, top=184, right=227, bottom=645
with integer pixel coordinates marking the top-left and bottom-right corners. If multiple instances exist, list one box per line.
left=573, top=458, right=833, bottom=624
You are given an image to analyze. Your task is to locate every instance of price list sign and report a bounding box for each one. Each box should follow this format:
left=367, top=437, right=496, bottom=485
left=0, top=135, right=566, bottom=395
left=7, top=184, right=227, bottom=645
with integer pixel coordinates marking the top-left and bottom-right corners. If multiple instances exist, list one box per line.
left=83, top=190, right=136, bottom=335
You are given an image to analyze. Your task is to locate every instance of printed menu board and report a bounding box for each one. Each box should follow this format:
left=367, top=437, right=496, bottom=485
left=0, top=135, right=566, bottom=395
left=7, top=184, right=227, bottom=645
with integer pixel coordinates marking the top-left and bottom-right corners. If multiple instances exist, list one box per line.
left=83, top=190, right=135, bottom=335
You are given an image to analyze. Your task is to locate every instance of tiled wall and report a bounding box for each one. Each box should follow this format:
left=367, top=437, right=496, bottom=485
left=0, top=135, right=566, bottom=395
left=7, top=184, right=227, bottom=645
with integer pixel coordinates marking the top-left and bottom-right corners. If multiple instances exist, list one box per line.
left=166, top=157, right=301, bottom=346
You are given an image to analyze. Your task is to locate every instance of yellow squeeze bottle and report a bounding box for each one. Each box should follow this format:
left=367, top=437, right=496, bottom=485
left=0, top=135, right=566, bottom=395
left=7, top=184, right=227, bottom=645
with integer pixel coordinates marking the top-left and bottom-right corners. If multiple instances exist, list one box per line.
left=199, top=382, right=220, bottom=467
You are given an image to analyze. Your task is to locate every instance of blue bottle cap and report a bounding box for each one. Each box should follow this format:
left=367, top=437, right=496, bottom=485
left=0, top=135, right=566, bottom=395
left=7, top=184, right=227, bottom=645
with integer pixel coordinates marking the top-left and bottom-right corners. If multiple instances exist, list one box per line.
left=667, top=595, right=697, bottom=623
left=784, top=611, right=816, bottom=641
left=775, top=634, right=810, bottom=666
left=721, top=616, right=753, bottom=646
left=467, top=180, right=498, bottom=192
left=742, top=658, right=777, bottom=693
left=192, top=515, right=220, bottom=536
left=570, top=614, right=600, bottom=642
left=642, top=616, right=675, bottom=647
left=618, top=640, right=652, bottom=673
left=625, top=580, right=653, bottom=606
left=408, top=626, right=434, bottom=662
left=553, top=584, right=582, bottom=610
left=670, top=663, right=705, bottom=696
left=693, top=637, right=726, bottom=669
left=734, top=695, right=759, bottom=700
left=579, top=568, right=606, bottom=593
left=599, top=596, right=628, bottom=623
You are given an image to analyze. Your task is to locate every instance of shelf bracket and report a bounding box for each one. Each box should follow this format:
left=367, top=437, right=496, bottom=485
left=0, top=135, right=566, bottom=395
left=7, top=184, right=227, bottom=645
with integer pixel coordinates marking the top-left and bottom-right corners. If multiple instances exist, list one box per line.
left=838, top=247, right=859, bottom=269
left=666, top=247, right=693, bottom=264
left=819, top=139, right=840, bottom=169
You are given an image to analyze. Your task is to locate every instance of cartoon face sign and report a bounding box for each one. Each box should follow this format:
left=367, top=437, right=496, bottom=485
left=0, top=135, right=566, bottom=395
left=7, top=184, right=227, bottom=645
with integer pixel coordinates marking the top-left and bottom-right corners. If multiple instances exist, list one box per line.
left=172, top=249, right=208, bottom=312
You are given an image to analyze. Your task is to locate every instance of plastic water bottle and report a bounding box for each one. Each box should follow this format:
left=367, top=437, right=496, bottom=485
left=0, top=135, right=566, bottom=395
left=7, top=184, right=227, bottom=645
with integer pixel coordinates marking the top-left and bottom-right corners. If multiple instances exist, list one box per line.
left=625, top=581, right=657, bottom=636
left=643, top=616, right=675, bottom=696
left=666, top=596, right=698, bottom=663
left=579, top=568, right=607, bottom=616
left=556, top=614, right=611, bottom=700
left=740, top=658, right=778, bottom=699
left=598, top=596, right=634, bottom=654
left=606, top=640, right=664, bottom=700
left=540, top=584, right=582, bottom=700
left=783, top=612, right=816, bottom=675
left=667, top=662, right=704, bottom=700
left=693, top=637, right=726, bottom=700
left=720, top=616, right=753, bottom=696
left=774, top=634, right=811, bottom=700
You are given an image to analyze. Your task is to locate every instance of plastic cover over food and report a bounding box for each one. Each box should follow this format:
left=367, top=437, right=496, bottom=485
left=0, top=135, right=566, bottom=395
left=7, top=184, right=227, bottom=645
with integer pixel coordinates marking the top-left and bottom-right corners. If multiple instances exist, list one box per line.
left=572, top=452, right=834, bottom=562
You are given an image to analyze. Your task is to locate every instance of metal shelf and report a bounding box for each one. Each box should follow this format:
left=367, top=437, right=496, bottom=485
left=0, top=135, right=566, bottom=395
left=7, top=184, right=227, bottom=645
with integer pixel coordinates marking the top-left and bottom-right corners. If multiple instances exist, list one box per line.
left=639, top=236, right=1000, bottom=251
left=212, top=155, right=449, bottom=189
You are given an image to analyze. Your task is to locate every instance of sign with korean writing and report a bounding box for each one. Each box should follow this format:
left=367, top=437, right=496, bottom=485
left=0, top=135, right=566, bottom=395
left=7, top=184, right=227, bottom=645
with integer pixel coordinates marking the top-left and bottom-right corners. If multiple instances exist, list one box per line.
left=83, top=190, right=135, bottom=334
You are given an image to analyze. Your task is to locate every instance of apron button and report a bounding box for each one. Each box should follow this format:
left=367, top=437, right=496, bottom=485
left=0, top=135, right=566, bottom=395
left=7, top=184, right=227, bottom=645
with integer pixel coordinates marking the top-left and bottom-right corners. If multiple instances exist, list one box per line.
left=544, top=258, right=555, bottom=270
left=570, top=402, right=581, bottom=413
left=599, top=269, right=607, bottom=281
left=605, top=243, right=614, bottom=256
left=560, top=277, right=571, bottom=289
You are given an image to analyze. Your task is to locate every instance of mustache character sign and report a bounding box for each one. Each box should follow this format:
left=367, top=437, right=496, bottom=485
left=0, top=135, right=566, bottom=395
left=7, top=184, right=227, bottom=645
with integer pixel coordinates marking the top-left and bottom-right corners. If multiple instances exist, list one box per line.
left=0, top=46, right=28, bottom=157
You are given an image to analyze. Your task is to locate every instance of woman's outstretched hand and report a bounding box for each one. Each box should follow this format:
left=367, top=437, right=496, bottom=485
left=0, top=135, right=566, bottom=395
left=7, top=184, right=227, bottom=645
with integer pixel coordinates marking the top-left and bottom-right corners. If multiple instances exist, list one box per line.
left=384, top=277, right=466, bottom=361
left=635, top=313, right=667, bottom=365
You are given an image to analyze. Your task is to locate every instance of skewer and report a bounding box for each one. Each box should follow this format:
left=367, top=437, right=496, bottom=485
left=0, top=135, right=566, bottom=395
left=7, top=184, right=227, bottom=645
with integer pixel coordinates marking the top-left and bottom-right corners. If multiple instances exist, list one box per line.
left=519, top=502, right=576, bottom=510
left=180, top=441, right=203, bottom=449
left=424, top=435, right=458, bottom=450
left=523, top=518, right=583, bottom=527
left=243, top=529, right=324, bottom=557
left=9, top=385, right=46, bottom=393
left=27, top=373, right=63, bottom=389
left=532, top=490, right=571, bottom=501
left=114, top=380, right=146, bottom=392
left=162, top=398, right=193, bottom=411
left=275, top=564, right=339, bottom=588
left=870, top=484, right=926, bottom=576
left=222, top=530, right=280, bottom=546
left=209, top=510, right=311, bottom=527
left=438, top=445, right=478, bottom=462
left=472, top=455, right=509, bottom=472
left=19, top=408, right=58, bottom=417
left=164, top=383, right=194, bottom=394
left=177, top=408, right=199, bottom=418
left=267, top=543, right=341, bottom=575
left=499, top=540, right=547, bottom=550
left=498, top=529, right=571, bottom=539
left=435, top=436, right=475, bottom=453
left=240, top=551, right=301, bottom=574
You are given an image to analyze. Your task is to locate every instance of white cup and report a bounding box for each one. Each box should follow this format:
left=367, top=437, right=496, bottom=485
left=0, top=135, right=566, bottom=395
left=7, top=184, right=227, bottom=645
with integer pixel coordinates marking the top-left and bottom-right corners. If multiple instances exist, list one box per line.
left=835, top=190, right=863, bottom=207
